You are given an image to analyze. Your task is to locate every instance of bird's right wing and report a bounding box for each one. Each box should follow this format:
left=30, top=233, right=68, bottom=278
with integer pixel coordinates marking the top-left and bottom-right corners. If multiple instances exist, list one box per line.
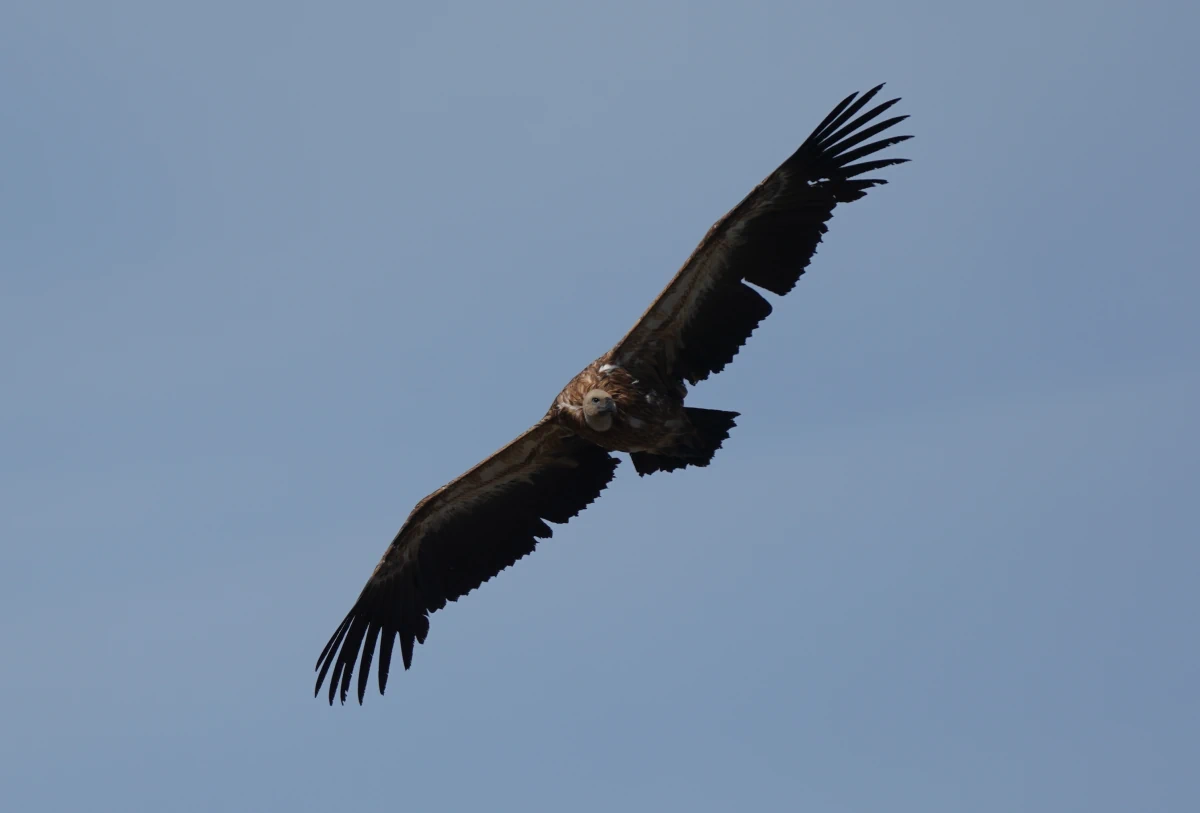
left=315, top=419, right=620, bottom=704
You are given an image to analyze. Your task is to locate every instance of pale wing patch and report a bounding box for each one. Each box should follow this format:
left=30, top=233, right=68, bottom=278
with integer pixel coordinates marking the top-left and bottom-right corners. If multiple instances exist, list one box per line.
left=385, top=424, right=567, bottom=567
left=666, top=196, right=764, bottom=330
left=608, top=170, right=786, bottom=371
left=476, top=459, right=511, bottom=483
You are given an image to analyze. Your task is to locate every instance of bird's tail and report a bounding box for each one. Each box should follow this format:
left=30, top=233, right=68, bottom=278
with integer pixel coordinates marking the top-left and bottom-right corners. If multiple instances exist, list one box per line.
left=629, top=407, right=739, bottom=477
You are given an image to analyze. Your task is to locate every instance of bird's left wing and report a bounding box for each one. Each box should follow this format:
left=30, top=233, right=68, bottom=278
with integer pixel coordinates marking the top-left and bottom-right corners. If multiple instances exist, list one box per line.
left=315, top=419, right=619, bottom=704
left=608, top=84, right=911, bottom=387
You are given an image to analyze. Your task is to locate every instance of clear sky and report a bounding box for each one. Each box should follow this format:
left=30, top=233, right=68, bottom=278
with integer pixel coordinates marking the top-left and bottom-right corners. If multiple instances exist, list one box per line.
left=2, top=1, right=1197, bottom=811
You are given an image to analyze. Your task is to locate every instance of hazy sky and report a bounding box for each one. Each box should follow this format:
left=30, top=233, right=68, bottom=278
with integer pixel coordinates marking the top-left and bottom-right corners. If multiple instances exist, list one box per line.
left=2, top=2, right=1197, bottom=811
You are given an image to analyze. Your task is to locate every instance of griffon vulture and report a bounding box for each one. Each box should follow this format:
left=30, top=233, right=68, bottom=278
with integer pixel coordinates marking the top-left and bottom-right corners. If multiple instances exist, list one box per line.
left=316, top=84, right=911, bottom=704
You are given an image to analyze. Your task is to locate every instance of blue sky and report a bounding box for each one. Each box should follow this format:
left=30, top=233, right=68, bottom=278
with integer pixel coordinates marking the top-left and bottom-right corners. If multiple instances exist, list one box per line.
left=2, top=1, right=1197, bottom=811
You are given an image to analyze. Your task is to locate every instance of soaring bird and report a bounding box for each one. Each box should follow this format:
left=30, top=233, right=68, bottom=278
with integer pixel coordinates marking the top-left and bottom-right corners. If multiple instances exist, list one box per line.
left=315, top=84, right=911, bottom=704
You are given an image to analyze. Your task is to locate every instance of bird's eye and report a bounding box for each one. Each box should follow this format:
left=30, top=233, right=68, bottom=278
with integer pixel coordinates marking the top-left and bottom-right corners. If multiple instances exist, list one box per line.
left=590, top=397, right=600, bottom=403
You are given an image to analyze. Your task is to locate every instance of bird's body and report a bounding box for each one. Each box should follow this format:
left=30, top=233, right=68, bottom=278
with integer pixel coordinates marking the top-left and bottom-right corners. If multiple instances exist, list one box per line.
left=314, top=84, right=914, bottom=704
left=553, top=359, right=683, bottom=449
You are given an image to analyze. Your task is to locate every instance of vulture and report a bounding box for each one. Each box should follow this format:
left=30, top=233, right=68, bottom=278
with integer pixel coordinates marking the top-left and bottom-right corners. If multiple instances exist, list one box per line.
left=315, top=83, right=911, bottom=704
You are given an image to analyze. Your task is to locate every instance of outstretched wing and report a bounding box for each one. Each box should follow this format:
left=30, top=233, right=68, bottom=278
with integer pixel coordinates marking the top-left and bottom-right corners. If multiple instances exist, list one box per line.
left=315, top=420, right=619, bottom=705
left=609, top=83, right=911, bottom=386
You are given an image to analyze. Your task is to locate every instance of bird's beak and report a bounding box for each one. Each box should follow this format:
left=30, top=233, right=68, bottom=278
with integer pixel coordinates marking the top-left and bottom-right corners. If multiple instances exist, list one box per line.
left=603, top=401, right=617, bottom=415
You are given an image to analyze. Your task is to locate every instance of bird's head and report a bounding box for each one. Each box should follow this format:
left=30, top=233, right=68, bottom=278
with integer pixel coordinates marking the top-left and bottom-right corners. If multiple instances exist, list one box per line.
left=582, top=389, right=616, bottom=431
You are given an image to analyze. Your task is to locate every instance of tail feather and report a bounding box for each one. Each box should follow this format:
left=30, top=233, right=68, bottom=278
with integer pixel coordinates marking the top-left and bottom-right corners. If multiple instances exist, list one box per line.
left=630, top=407, right=739, bottom=477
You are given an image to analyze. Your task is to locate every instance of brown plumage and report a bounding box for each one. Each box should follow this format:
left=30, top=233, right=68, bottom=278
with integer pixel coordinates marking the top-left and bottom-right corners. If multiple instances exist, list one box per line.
left=315, top=84, right=912, bottom=704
